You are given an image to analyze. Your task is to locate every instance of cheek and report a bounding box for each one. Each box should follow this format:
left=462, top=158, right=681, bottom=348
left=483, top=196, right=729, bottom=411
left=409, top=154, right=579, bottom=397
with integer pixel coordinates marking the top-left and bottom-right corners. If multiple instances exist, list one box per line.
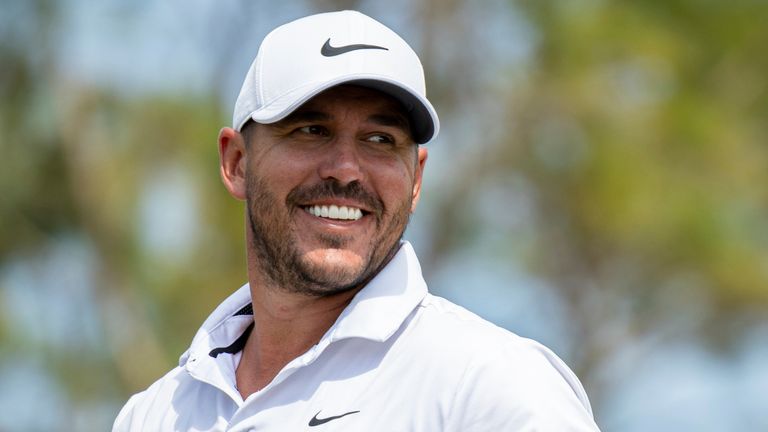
left=250, top=152, right=316, bottom=197
left=369, top=161, right=417, bottom=208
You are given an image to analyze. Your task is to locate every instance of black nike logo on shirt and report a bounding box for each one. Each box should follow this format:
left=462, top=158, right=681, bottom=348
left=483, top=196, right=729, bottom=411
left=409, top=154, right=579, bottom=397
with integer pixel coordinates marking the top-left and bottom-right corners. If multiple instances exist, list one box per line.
left=308, top=410, right=360, bottom=426
left=321, top=38, right=388, bottom=57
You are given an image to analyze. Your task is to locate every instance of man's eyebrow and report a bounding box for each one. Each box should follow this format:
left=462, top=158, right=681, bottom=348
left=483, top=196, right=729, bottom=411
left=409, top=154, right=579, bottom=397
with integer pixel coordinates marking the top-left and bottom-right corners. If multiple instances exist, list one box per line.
left=367, top=113, right=410, bottom=131
left=275, top=110, right=410, bottom=133
left=277, top=110, right=331, bottom=125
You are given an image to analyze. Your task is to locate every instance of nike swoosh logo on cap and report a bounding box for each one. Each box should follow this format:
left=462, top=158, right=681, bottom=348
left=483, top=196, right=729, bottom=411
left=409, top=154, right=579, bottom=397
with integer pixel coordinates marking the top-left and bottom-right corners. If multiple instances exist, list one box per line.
left=308, top=410, right=360, bottom=426
left=321, top=38, right=388, bottom=57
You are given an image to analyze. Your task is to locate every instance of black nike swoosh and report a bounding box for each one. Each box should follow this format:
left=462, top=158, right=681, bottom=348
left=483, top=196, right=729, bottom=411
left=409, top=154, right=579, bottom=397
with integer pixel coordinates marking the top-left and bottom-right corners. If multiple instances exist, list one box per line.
left=321, top=38, right=388, bottom=57
left=308, top=410, right=361, bottom=426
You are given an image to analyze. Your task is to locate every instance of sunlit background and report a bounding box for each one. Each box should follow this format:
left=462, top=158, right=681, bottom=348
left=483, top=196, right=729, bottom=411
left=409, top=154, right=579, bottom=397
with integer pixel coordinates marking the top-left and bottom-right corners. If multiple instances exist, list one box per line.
left=2, top=0, right=767, bottom=430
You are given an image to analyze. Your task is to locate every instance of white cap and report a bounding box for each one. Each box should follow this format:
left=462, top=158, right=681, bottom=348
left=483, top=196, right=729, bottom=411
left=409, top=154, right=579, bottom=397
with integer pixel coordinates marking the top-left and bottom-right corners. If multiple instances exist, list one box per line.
left=232, top=10, right=439, bottom=144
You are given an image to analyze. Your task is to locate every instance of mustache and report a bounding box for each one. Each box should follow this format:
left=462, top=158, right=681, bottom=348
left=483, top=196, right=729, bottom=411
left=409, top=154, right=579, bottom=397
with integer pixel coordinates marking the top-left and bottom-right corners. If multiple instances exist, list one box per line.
left=286, top=180, right=383, bottom=217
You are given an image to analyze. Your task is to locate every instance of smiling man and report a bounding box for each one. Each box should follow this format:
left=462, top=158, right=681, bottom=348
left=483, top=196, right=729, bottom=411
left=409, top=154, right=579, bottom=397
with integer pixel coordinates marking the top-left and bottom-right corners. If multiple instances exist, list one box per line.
left=114, top=10, right=599, bottom=431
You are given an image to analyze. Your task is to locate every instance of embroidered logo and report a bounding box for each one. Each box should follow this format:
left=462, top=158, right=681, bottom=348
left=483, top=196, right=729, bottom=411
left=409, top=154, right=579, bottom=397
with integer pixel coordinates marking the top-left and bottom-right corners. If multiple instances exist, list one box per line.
left=308, top=410, right=360, bottom=426
left=321, top=38, right=388, bottom=57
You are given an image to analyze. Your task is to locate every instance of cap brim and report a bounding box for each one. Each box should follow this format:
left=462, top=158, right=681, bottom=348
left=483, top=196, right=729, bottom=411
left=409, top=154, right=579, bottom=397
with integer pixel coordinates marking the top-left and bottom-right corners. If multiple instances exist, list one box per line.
left=243, top=75, right=439, bottom=144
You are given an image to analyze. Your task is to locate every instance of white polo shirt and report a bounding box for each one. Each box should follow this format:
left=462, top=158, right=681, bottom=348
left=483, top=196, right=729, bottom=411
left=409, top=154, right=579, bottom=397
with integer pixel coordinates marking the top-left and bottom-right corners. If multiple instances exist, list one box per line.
left=114, top=242, right=599, bottom=431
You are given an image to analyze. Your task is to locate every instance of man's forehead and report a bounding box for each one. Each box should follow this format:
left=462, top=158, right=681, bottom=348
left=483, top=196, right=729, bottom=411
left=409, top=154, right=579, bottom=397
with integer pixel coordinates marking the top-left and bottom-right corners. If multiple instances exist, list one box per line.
left=281, top=85, right=412, bottom=131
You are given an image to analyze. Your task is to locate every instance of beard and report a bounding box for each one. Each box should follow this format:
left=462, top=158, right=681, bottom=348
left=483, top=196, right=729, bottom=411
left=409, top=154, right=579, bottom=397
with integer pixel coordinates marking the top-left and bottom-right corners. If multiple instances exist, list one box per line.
left=245, top=173, right=411, bottom=297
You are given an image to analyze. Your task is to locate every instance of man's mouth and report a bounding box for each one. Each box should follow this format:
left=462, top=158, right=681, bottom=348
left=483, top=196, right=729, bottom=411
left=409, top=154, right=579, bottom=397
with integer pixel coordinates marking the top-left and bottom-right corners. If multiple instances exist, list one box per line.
left=303, top=205, right=364, bottom=221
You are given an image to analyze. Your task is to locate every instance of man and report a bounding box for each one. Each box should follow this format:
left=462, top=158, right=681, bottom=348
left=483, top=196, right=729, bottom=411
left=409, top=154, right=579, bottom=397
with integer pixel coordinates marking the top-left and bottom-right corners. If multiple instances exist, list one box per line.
left=114, top=10, right=599, bottom=431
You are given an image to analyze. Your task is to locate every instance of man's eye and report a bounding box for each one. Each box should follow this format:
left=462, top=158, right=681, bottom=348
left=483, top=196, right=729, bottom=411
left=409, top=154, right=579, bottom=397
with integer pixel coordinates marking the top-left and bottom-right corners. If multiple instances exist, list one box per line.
left=366, top=134, right=394, bottom=144
left=298, top=125, right=328, bottom=136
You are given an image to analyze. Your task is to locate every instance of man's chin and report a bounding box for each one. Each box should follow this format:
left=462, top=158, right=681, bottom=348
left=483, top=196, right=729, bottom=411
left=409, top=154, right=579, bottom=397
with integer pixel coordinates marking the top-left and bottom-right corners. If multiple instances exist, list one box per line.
left=303, top=247, right=364, bottom=266
left=297, top=249, right=367, bottom=293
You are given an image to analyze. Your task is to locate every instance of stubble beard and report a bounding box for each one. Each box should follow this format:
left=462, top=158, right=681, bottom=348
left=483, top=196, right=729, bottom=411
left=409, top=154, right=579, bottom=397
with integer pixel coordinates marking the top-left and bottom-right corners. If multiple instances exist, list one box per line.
left=245, top=174, right=411, bottom=297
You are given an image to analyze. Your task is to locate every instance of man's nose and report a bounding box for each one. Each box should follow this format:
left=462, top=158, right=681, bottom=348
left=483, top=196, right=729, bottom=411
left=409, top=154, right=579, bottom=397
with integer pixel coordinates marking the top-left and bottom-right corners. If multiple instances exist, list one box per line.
left=317, top=135, right=364, bottom=185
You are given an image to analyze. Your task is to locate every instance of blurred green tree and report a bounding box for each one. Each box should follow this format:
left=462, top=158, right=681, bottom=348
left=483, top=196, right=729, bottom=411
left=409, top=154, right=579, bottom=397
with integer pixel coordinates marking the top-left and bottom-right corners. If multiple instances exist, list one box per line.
left=426, top=0, right=768, bottom=412
left=1, top=0, right=767, bottom=429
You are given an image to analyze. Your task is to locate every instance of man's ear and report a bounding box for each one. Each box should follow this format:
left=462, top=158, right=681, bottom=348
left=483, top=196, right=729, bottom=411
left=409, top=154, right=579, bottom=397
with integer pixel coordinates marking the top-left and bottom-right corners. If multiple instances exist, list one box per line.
left=410, top=147, right=428, bottom=213
left=218, top=127, right=247, bottom=201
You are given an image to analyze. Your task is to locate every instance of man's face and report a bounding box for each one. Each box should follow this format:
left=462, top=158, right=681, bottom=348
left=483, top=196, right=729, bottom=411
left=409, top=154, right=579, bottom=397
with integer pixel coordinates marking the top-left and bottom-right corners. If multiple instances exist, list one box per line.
left=240, top=85, right=427, bottom=296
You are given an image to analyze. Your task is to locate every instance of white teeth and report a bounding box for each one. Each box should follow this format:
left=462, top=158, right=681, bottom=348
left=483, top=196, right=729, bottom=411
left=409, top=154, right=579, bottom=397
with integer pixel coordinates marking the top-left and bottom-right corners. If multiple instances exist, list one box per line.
left=329, top=205, right=340, bottom=219
left=306, top=205, right=363, bottom=221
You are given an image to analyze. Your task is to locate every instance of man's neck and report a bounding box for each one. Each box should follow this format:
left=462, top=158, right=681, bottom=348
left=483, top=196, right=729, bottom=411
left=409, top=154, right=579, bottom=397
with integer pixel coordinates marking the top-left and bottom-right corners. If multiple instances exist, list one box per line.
left=235, top=278, right=360, bottom=400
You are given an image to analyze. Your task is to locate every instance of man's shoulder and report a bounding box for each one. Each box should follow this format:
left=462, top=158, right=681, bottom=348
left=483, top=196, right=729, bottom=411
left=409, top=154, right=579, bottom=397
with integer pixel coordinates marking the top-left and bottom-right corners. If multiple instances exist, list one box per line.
left=112, top=364, right=229, bottom=431
left=413, top=293, right=535, bottom=352
left=405, top=293, right=595, bottom=417
left=414, top=293, right=582, bottom=375
left=112, top=365, right=187, bottom=430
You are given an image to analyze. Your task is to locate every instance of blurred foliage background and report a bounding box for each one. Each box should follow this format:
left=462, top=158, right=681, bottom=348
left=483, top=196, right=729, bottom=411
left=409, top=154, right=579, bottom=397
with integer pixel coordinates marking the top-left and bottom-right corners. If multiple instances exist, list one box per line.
left=1, top=0, right=767, bottom=430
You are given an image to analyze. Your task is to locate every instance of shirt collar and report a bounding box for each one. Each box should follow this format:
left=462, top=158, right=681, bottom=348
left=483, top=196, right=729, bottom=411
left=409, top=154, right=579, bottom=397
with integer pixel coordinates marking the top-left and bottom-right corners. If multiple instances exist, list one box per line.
left=179, top=284, right=253, bottom=366
left=324, top=241, right=427, bottom=343
left=181, top=241, right=427, bottom=365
